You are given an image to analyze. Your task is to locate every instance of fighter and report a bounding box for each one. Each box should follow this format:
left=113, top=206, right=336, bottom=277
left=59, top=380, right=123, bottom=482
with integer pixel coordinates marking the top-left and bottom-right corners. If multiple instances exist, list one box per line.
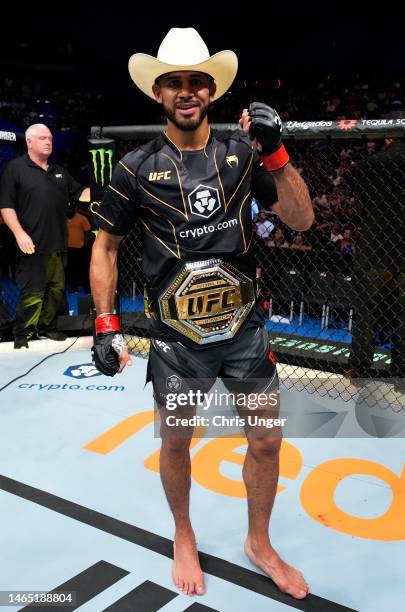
left=90, top=27, right=314, bottom=599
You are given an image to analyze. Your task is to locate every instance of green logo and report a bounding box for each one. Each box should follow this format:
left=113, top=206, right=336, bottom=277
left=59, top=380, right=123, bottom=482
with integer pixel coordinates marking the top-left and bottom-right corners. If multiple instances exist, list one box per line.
left=89, top=148, right=113, bottom=186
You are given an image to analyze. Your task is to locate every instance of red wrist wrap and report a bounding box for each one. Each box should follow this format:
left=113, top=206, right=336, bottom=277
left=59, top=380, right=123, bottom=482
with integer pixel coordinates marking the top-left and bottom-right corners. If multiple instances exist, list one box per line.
left=95, top=313, right=120, bottom=334
left=260, top=144, right=290, bottom=172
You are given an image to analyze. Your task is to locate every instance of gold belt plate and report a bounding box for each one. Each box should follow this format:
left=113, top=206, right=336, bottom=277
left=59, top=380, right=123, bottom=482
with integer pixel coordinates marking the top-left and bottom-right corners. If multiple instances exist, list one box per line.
left=158, top=259, right=255, bottom=345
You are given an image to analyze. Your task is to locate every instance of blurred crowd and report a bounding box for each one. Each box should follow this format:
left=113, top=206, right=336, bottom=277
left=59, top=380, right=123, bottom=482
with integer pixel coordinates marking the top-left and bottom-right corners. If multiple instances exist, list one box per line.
left=0, top=75, right=106, bottom=131
left=253, top=137, right=385, bottom=253
left=0, top=70, right=404, bottom=282
left=1, top=72, right=404, bottom=130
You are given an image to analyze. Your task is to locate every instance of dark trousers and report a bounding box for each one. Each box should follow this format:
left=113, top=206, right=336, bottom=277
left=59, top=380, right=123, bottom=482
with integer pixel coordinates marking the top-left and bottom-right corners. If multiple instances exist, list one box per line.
left=66, top=247, right=90, bottom=293
left=14, top=252, right=66, bottom=340
left=349, top=266, right=405, bottom=377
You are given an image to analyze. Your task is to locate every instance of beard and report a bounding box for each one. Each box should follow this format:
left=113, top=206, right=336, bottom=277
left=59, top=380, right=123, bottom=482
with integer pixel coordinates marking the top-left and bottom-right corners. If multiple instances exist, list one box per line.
left=162, top=102, right=208, bottom=131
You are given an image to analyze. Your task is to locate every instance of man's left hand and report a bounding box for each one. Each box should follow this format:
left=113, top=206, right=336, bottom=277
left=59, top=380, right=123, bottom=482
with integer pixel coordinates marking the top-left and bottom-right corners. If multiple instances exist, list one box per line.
left=239, top=102, right=290, bottom=171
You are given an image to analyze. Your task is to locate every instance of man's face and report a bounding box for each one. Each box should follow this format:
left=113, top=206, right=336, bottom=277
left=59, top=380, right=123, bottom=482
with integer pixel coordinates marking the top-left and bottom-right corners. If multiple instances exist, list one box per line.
left=152, top=71, right=216, bottom=131
left=27, top=126, right=53, bottom=158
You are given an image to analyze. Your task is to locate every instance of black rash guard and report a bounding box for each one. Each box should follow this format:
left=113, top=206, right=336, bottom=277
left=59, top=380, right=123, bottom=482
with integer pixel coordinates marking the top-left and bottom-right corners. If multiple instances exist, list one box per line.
left=95, top=129, right=278, bottom=344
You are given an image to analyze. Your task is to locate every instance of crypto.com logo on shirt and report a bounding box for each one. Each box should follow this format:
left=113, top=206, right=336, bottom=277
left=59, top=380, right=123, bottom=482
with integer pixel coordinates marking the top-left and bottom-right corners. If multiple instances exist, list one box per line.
left=180, top=218, right=238, bottom=240
left=188, top=184, right=221, bottom=219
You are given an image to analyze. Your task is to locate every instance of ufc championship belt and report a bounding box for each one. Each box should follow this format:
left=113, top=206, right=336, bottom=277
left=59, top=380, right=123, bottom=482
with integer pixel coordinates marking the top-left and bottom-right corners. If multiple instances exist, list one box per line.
left=145, top=259, right=256, bottom=345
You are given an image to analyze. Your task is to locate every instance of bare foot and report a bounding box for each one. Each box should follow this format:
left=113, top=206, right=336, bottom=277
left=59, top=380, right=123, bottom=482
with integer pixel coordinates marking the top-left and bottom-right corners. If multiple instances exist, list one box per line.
left=244, top=537, right=309, bottom=599
left=172, top=530, right=205, bottom=596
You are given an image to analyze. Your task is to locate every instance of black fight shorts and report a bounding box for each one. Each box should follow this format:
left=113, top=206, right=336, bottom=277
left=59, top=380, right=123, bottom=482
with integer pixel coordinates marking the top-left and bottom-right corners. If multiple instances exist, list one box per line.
left=146, top=325, right=278, bottom=412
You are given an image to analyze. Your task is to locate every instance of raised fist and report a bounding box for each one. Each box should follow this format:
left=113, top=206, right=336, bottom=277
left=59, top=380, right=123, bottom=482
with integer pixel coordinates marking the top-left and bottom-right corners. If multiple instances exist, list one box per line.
left=240, top=102, right=289, bottom=171
left=248, top=102, right=283, bottom=156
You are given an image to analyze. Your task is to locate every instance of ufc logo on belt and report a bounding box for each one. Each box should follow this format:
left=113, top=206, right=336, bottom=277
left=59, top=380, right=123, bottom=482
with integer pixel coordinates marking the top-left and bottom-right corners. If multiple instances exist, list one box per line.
left=177, top=287, right=241, bottom=319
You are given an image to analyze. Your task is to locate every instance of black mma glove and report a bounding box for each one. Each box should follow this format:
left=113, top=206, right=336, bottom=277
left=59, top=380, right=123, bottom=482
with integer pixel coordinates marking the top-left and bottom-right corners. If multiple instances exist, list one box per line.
left=92, top=313, right=126, bottom=376
left=249, top=102, right=290, bottom=171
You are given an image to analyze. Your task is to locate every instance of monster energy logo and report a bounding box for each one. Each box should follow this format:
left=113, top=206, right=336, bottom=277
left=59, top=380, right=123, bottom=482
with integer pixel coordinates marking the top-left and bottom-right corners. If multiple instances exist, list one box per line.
left=89, top=148, right=113, bottom=186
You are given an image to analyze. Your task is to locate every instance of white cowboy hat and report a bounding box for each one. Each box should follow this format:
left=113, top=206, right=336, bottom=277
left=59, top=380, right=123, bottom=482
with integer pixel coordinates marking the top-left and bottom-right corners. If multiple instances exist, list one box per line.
left=128, top=27, right=238, bottom=101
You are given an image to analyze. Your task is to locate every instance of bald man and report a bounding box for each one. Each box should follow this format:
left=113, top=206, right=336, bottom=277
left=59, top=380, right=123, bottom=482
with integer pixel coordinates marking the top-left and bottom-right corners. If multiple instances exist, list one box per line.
left=0, top=124, right=90, bottom=348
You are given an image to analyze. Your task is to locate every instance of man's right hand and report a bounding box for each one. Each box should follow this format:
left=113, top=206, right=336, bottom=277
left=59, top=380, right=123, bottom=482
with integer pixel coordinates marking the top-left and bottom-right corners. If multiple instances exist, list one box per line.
left=92, top=313, right=132, bottom=376
left=16, top=231, right=35, bottom=254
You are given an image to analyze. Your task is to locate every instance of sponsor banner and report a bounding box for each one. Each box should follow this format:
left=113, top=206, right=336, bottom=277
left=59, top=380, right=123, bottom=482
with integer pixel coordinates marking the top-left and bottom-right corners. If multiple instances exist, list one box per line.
left=88, top=138, right=115, bottom=226
left=95, top=120, right=405, bottom=141
left=283, top=118, right=405, bottom=138
left=17, top=382, right=125, bottom=392
left=0, top=130, right=19, bottom=143
left=88, top=139, right=115, bottom=188
left=88, top=138, right=116, bottom=232
left=15, top=362, right=125, bottom=392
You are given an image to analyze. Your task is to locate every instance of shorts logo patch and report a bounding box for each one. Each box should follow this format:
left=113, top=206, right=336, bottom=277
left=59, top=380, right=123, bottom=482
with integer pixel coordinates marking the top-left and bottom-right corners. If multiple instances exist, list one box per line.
left=166, top=374, right=182, bottom=391
left=155, top=340, right=171, bottom=352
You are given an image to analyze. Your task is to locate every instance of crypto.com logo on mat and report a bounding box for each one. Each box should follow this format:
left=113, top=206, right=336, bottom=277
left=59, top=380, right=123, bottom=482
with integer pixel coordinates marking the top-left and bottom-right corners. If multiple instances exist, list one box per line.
left=64, top=364, right=102, bottom=379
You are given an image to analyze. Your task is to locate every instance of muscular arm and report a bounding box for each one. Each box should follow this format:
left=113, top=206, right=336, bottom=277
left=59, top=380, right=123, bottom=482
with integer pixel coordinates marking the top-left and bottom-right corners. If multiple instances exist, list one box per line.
left=240, top=105, right=314, bottom=231
left=90, top=230, right=132, bottom=374
left=90, top=230, right=124, bottom=314
left=271, top=164, right=314, bottom=231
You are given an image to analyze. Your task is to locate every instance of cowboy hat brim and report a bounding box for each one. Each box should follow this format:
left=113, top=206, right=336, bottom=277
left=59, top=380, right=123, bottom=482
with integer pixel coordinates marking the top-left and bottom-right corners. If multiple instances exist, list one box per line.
left=128, top=50, right=238, bottom=100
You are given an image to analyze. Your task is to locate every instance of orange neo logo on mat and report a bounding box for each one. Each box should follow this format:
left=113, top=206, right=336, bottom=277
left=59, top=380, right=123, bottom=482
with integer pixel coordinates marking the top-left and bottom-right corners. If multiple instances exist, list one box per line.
left=84, top=410, right=405, bottom=542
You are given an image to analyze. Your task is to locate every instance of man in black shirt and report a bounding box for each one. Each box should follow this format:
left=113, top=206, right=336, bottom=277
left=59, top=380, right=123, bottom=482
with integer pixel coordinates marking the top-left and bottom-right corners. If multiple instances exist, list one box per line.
left=90, top=28, right=313, bottom=599
left=0, top=124, right=90, bottom=348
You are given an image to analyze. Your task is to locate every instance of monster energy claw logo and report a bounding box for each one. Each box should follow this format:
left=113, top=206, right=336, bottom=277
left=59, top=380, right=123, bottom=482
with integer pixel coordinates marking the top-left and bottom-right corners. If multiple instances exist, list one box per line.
left=90, top=148, right=113, bottom=186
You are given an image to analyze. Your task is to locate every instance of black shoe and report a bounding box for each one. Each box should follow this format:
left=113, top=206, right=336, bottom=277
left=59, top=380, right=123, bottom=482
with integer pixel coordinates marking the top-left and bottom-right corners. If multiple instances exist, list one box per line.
left=37, top=330, right=67, bottom=341
left=14, top=337, right=29, bottom=349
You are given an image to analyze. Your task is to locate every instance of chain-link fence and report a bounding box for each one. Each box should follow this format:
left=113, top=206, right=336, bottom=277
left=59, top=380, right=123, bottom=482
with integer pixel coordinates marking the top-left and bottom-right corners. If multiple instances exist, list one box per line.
left=3, top=122, right=404, bottom=409
left=253, top=141, right=404, bottom=410
left=89, top=121, right=405, bottom=407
